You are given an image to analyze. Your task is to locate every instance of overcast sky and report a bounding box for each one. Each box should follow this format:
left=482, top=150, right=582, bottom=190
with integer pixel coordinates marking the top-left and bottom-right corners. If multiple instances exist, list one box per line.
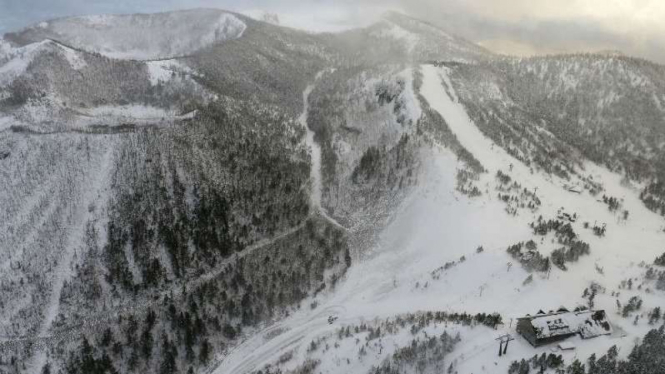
left=1, top=0, right=664, bottom=63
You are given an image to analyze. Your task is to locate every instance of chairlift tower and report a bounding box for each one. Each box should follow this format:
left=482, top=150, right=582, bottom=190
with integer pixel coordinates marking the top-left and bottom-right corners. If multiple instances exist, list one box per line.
left=496, top=334, right=515, bottom=357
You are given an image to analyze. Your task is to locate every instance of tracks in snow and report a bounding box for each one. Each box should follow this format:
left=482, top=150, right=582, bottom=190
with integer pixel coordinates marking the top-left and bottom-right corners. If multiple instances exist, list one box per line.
left=29, top=140, right=116, bottom=373
left=214, top=305, right=349, bottom=374
left=213, top=65, right=665, bottom=374
left=300, top=71, right=347, bottom=231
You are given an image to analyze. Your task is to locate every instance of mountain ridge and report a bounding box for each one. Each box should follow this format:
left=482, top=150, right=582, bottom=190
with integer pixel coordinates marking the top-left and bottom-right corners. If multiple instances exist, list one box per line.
left=0, top=8, right=664, bottom=374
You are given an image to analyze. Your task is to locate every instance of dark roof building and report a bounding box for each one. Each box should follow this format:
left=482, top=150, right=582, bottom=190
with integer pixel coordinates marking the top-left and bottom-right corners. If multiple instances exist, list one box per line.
left=516, top=309, right=612, bottom=347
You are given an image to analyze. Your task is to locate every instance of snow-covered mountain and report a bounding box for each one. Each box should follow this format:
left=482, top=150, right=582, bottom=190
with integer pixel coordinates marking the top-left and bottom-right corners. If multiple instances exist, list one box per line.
left=1, top=8, right=665, bottom=374
left=326, top=11, right=491, bottom=66
left=4, top=9, right=247, bottom=60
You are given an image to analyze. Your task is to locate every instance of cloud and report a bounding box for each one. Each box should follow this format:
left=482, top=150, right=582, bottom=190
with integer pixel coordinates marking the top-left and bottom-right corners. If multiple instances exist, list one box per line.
left=1, top=0, right=664, bottom=63
left=399, top=0, right=665, bottom=62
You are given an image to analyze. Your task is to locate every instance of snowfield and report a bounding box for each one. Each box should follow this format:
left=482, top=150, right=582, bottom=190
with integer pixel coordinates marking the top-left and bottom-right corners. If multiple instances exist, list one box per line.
left=214, top=65, right=665, bottom=374
left=78, top=105, right=191, bottom=121
left=146, top=60, right=191, bottom=86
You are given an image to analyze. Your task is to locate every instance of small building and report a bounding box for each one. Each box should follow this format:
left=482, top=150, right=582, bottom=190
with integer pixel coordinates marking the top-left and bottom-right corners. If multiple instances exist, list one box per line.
left=516, top=309, right=612, bottom=347
left=558, top=342, right=576, bottom=351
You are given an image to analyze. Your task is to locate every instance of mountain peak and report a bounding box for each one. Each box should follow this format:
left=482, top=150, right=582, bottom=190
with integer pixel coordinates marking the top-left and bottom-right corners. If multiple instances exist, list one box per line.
left=5, top=8, right=247, bottom=60
left=362, top=10, right=492, bottom=62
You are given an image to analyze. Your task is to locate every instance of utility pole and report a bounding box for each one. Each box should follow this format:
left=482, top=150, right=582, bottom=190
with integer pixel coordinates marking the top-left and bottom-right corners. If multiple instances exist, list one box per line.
left=496, top=334, right=515, bottom=357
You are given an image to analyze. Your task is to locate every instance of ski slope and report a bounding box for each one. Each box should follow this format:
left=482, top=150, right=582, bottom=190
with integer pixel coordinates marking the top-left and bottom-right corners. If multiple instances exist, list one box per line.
left=214, top=65, right=665, bottom=374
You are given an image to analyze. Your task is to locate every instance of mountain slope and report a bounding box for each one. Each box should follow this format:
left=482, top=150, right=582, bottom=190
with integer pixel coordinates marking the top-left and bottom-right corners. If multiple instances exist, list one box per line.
left=324, top=11, right=492, bottom=66
left=0, top=8, right=664, bottom=374
left=215, top=64, right=665, bottom=374
left=446, top=55, right=665, bottom=219
left=451, top=55, right=665, bottom=180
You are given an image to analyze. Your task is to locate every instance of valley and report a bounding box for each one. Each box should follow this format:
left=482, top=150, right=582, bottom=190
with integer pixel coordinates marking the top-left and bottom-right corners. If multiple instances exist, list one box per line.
left=1, top=8, right=664, bottom=374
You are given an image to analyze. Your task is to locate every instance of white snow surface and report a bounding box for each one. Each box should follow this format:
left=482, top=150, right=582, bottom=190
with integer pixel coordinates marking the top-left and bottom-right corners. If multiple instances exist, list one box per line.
left=146, top=60, right=182, bottom=86
left=214, top=65, right=665, bottom=374
left=300, top=81, right=323, bottom=212
left=528, top=310, right=612, bottom=340
left=23, top=9, right=246, bottom=60
left=80, top=105, right=178, bottom=119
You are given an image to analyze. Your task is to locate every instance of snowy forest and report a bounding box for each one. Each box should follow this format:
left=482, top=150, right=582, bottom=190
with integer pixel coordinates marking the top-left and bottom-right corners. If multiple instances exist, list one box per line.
left=1, top=7, right=665, bottom=374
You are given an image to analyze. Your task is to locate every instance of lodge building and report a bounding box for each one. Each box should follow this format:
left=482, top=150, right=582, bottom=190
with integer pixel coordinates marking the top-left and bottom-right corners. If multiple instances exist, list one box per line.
left=516, top=308, right=612, bottom=347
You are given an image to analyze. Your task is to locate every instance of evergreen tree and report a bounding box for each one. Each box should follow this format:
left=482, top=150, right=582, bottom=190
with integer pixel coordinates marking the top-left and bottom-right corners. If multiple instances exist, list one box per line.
left=200, top=339, right=211, bottom=364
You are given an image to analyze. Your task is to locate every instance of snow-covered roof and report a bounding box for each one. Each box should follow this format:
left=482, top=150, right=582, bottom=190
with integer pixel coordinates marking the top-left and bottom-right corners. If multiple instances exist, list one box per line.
left=520, top=310, right=612, bottom=340
left=578, top=310, right=613, bottom=339
left=530, top=313, right=577, bottom=339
